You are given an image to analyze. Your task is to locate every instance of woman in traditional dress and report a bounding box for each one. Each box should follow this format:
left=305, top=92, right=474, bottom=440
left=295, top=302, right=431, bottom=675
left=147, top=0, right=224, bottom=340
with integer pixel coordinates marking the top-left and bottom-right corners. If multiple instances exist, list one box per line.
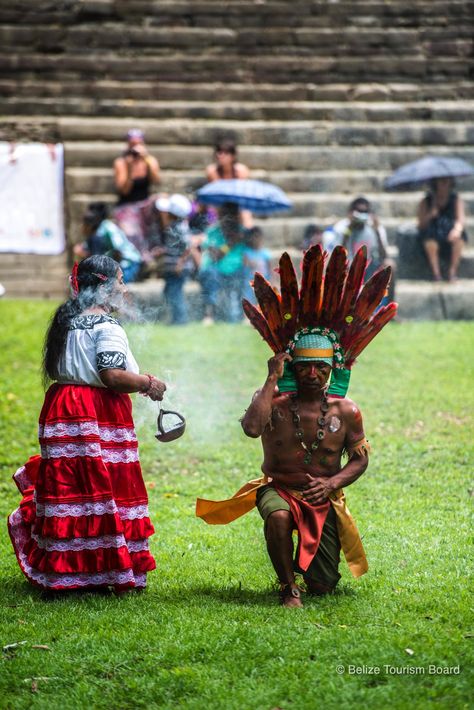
left=8, top=255, right=166, bottom=593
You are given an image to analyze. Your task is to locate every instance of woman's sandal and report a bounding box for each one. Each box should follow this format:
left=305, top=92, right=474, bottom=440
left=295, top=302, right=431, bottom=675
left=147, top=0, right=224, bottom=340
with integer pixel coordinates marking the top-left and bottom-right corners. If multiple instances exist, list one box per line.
left=279, top=583, right=303, bottom=608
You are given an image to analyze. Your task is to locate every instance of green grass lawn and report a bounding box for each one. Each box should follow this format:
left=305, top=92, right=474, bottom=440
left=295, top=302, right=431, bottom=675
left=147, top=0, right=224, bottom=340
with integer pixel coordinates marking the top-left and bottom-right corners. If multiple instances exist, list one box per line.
left=0, top=300, right=472, bottom=710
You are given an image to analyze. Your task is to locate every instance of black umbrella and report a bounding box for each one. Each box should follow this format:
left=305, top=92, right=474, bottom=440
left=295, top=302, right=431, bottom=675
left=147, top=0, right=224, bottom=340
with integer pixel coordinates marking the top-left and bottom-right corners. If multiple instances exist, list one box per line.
left=384, top=155, right=474, bottom=190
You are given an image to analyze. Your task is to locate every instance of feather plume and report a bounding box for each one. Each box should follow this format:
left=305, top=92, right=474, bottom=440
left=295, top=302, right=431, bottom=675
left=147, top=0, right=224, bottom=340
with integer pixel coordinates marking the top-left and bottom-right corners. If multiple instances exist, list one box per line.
left=335, top=246, right=367, bottom=327
left=252, top=273, right=285, bottom=350
left=344, top=302, right=398, bottom=366
left=242, top=299, right=280, bottom=353
left=244, top=246, right=395, bottom=370
left=319, top=246, right=348, bottom=326
left=298, top=244, right=325, bottom=327
left=340, top=266, right=392, bottom=350
left=278, top=252, right=299, bottom=342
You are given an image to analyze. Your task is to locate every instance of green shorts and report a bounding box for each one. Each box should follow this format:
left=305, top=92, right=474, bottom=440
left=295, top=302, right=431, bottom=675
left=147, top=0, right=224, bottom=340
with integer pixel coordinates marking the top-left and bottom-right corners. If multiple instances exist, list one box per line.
left=256, top=485, right=341, bottom=588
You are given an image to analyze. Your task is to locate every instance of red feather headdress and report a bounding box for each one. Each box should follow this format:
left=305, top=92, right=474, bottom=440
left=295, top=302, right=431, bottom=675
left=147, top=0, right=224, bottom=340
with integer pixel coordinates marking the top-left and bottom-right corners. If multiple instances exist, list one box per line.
left=242, top=245, right=397, bottom=369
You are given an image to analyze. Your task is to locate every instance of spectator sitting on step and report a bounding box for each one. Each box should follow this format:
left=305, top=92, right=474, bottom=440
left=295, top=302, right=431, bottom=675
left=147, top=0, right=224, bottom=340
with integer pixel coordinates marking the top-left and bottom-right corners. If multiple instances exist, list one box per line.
left=199, top=202, right=247, bottom=324
left=74, top=202, right=142, bottom=283
left=153, top=194, right=199, bottom=325
left=114, top=129, right=160, bottom=206
left=323, top=196, right=396, bottom=303
left=242, top=226, right=272, bottom=305
left=417, top=177, right=468, bottom=283
left=112, top=129, right=161, bottom=258
left=205, top=138, right=253, bottom=229
left=206, top=138, right=249, bottom=182
left=301, top=223, right=324, bottom=252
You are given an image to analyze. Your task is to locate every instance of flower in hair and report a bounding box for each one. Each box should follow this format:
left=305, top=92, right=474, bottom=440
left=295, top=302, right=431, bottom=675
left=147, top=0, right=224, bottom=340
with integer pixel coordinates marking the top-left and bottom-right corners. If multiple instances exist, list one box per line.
left=69, top=261, right=79, bottom=297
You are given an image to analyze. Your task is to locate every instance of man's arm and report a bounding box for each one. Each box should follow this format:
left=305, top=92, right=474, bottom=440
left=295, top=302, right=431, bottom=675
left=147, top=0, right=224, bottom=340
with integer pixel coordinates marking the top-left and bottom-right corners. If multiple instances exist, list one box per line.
left=303, top=399, right=369, bottom=504
left=241, top=352, right=291, bottom=438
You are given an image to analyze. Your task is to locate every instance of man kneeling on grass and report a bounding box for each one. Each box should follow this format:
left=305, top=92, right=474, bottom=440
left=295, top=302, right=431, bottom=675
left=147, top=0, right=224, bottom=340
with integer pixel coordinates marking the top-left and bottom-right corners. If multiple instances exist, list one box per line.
left=240, top=345, right=369, bottom=607
left=196, top=245, right=396, bottom=607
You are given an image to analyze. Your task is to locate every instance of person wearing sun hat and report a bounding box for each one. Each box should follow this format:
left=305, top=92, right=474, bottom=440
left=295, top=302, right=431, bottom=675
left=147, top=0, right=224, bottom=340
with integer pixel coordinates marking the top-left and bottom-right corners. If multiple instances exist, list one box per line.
left=154, top=194, right=199, bottom=325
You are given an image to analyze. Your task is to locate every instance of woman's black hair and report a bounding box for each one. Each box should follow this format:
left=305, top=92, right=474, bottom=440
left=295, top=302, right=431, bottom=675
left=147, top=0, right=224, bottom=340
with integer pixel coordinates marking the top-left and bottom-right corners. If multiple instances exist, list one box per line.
left=215, top=138, right=238, bottom=178
left=42, top=255, right=120, bottom=385
left=83, top=201, right=109, bottom=229
left=349, top=196, right=370, bottom=212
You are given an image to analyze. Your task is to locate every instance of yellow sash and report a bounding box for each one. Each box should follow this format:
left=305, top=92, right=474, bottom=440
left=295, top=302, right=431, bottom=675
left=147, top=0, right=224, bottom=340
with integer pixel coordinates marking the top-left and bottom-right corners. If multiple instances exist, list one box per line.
left=195, top=477, right=368, bottom=578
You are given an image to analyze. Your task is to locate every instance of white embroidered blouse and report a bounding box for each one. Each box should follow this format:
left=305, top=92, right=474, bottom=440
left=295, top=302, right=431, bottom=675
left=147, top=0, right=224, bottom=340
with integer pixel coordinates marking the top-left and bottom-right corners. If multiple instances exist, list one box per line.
left=56, top=314, right=139, bottom=387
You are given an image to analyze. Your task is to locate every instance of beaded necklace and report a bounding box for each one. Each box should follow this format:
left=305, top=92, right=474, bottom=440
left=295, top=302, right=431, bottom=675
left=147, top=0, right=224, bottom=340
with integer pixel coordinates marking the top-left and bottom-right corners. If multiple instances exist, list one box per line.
left=289, top=392, right=329, bottom=465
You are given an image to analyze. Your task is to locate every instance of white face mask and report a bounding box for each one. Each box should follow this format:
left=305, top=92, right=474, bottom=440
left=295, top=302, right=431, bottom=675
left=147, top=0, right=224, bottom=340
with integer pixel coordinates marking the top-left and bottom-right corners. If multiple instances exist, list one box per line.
left=352, top=210, right=369, bottom=223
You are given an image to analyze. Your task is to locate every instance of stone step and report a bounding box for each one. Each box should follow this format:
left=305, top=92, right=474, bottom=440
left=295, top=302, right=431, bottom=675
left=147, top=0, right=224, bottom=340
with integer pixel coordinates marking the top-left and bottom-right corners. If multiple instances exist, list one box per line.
left=2, top=79, right=472, bottom=103
left=60, top=143, right=474, bottom=171
left=1, top=0, right=472, bottom=27
left=47, top=118, right=474, bottom=147
left=1, top=4, right=472, bottom=32
left=65, top=167, right=474, bottom=196
left=0, top=52, right=469, bottom=83
left=0, top=253, right=69, bottom=298
left=1, top=0, right=471, bottom=26
left=396, top=280, right=474, bottom=319
left=3, top=97, right=474, bottom=122
left=3, top=117, right=474, bottom=148
left=2, top=24, right=472, bottom=55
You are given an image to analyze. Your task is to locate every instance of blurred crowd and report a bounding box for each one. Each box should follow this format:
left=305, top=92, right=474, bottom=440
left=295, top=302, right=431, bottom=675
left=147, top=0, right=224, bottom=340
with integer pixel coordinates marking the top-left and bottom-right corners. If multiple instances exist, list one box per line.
left=71, top=128, right=468, bottom=324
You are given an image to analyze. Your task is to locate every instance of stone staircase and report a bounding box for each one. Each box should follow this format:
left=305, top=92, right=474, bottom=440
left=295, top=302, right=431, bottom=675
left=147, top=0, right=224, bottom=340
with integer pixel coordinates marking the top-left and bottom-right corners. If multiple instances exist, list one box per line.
left=0, top=0, right=473, bottom=316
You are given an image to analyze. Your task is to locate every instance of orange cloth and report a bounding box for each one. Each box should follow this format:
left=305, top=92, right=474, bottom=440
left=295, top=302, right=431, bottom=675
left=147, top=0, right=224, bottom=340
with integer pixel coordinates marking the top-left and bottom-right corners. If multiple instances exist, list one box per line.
left=195, top=477, right=368, bottom=578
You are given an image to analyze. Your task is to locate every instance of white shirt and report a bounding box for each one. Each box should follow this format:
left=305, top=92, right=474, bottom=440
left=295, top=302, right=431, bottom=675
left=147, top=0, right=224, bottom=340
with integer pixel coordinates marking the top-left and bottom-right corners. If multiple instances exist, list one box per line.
left=56, top=314, right=139, bottom=387
left=323, top=218, right=388, bottom=264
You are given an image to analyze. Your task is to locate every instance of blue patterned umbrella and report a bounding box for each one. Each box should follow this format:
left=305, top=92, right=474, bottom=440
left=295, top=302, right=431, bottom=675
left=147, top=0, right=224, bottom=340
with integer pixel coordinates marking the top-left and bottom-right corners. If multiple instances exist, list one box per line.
left=197, top=179, right=292, bottom=214
left=384, top=155, right=474, bottom=189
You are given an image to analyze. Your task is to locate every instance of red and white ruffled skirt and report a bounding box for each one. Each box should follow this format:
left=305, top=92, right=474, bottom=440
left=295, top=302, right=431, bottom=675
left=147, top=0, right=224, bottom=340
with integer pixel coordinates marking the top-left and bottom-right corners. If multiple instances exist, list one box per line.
left=8, top=384, right=156, bottom=591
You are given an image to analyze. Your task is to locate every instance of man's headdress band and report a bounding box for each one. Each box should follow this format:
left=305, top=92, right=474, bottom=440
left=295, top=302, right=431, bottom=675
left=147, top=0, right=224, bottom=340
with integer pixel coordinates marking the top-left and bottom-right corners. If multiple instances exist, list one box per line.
left=293, top=348, right=333, bottom=358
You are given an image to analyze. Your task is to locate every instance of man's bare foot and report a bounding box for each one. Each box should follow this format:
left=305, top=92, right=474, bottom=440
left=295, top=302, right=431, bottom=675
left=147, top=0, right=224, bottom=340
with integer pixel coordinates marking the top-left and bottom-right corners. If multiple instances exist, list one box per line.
left=279, top=583, right=303, bottom=608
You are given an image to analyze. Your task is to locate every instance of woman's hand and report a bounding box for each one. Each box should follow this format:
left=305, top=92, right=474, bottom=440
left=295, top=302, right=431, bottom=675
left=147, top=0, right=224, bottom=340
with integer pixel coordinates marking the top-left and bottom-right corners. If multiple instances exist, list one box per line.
left=448, top=226, right=462, bottom=242
left=145, top=375, right=167, bottom=401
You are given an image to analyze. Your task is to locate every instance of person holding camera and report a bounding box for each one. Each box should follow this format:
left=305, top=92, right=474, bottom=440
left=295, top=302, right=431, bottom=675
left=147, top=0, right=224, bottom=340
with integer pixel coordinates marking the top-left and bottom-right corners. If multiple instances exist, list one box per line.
left=114, top=128, right=160, bottom=206
left=323, top=196, right=396, bottom=302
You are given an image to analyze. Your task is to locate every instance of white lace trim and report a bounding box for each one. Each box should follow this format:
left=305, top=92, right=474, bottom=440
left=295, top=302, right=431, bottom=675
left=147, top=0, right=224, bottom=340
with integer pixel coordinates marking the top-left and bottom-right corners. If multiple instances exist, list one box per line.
left=35, top=499, right=118, bottom=518
left=41, top=442, right=101, bottom=459
left=13, top=465, right=33, bottom=492
left=40, top=442, right=139, bottom=463
left=39, top=422, right=137, bottom=443
left=117, top=504, right=149, bottom=520
left=34, top=498, right=149, bottom=520
left=8, top=508, right=149, bottom=589
left=99, top=426, right=137, bottom=443
left=30, top=533, right=149, bottom=554
left=126, top=540, right=149, bottom=553
left=32, top=532, right=127, bottom=552
left=102, top=448, right=139, bottom=464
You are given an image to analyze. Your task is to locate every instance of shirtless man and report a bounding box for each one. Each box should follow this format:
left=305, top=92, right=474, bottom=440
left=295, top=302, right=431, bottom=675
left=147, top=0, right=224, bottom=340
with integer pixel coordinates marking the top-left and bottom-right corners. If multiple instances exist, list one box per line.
left=241, top=338, right=369, bottom=608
